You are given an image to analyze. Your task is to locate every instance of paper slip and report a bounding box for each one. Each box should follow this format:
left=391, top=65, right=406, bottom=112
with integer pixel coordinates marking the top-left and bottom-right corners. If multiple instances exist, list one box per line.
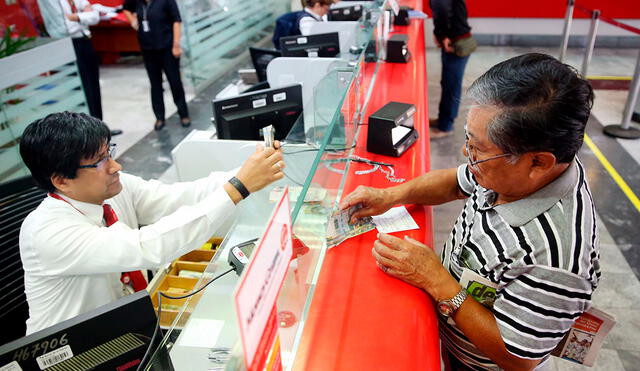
left=177, top=318, right=225, bottom=348
left=371, top=206, right=419, bottom=233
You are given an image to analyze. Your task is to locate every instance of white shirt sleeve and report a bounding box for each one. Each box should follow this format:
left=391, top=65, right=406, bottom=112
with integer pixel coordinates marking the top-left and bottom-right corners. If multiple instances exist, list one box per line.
left=24, top=173, right=237, bottom=276
left=61, top=0, right=99, bottom=36
left=123, top=171, right=232, bottom=225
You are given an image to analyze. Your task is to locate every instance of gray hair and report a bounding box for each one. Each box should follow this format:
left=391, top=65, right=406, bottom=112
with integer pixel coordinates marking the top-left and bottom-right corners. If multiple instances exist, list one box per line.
left=467, top=53, right=594, bottom=163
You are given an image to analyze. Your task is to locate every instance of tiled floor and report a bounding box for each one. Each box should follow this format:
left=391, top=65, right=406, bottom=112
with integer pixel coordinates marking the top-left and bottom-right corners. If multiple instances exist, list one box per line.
left=100, top=43, right=640, bottom=370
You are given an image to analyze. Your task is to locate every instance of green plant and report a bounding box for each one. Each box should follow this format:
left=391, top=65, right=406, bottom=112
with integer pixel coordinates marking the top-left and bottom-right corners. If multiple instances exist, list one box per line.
left=0, top=25, right=36, bottom=59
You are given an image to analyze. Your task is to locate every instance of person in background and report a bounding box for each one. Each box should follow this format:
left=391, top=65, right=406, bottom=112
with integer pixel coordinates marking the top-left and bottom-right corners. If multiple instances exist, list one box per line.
left=19, top=111, right=285, bottom=334
left=340, top=54, right=599, bottom=370
left=123, top=0, right=190, bottom=131
left=429, top=0, right=473, bottom=138
left=299, top=0, right=333, bottom=35
left=37, top=0, right=122, bottom=135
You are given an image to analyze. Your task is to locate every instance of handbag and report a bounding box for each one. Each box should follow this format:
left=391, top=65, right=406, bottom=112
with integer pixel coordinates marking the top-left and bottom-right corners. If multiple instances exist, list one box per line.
left=453, top=35, right=477, bottom=58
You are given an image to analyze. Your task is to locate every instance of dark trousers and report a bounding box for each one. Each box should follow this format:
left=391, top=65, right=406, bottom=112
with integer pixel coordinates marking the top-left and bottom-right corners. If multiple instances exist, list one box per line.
left=438, top=50, right=469, bottom=132
left=72, top=37, right=102, bottom=120
left=141, top=48, right=189, bottom=121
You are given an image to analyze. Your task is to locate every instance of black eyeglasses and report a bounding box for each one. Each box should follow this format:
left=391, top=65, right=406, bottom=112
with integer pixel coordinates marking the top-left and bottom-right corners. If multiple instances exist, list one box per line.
left=78, top=143, right=116, bottom=170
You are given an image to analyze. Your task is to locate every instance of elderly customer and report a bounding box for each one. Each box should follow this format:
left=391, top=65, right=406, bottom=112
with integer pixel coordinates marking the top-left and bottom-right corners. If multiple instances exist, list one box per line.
left=340, top=53, right=600, bottom=370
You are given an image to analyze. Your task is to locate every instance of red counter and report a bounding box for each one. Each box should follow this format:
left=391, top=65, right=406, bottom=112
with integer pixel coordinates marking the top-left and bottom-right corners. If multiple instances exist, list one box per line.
left=293, top=2, right=440, bottom=370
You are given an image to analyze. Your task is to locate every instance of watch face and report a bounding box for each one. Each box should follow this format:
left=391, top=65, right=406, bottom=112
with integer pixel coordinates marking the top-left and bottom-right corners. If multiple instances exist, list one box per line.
left=438, top=302, right=454, bottom=317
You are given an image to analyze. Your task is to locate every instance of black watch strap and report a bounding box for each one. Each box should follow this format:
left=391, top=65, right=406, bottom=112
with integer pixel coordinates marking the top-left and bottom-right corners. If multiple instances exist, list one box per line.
left=228, top=176, right=250, bottom=199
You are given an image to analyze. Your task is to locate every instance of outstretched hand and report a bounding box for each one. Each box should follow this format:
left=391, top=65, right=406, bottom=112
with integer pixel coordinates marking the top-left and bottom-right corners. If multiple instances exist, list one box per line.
left=339, top=186, right=396, bottom=223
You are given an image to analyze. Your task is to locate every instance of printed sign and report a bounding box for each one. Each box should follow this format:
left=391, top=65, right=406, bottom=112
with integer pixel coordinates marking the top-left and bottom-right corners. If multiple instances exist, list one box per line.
left=234, top=188, right=293, bottom=371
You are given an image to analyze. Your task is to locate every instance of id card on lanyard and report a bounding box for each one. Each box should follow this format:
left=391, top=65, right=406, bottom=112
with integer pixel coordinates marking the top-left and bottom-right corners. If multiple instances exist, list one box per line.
left=142, top=0, right=152, bottom=32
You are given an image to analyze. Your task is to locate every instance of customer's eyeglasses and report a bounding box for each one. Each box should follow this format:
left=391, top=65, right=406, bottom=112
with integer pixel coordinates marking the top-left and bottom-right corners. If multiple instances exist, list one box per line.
left=464, top=129, right=510, bottom=171
left=78, top=143, right=116, bottom=170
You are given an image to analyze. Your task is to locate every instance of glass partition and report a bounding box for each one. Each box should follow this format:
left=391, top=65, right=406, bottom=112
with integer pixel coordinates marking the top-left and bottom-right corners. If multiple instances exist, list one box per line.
left=178, top=0, right=291, bottom=91
left=0, top=37, right=86, bottom=185
left=146, top=2, right=389, bottom=369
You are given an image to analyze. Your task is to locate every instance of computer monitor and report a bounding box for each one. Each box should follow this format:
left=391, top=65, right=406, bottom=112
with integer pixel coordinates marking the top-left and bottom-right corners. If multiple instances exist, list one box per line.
left=0, top=291, right=172, bottom=370
left=328, top=4, right=364, bottom=21
left=249, top=47, right=281, bottom=82
left=213, top=83, right=303, bottom=141
left=280, top=32, right=340, bottom=58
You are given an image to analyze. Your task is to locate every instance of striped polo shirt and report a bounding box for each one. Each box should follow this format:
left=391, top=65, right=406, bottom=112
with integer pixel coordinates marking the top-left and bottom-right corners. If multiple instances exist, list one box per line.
left=440, top=159, right=601, bottom=370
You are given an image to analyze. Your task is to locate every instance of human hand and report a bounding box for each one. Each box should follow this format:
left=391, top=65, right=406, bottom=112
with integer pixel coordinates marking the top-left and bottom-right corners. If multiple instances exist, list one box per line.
left=235, top=144, right=285, bottom=193
left=130, top=19, right=139, bottom=31
left=442, top=37, right=454, bottom=53
left=172, top=44, right=182, bottom=58
left=371, top=233, right=460, bottom=300
left=65, top=13, right=80, bottom=22
left=339, top=186, right=396, bottom=223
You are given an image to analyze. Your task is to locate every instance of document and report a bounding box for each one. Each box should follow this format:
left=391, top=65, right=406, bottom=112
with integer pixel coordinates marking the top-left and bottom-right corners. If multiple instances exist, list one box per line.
left=371, top=206, right=419, bottom=233
left=177, top=318, right=225, bottom=348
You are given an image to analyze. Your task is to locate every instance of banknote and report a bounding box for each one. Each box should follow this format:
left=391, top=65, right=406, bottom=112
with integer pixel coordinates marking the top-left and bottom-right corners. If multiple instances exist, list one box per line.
left=326, top=204, right=375, bottom=248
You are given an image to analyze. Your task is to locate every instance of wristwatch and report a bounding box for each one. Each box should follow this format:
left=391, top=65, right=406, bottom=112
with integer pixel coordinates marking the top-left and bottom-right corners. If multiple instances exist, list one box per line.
left=437, top=288, right=468, bottom=318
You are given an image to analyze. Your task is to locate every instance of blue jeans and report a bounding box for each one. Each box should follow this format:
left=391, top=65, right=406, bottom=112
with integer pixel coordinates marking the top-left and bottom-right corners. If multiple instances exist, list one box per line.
left=438, top=50, right=469, bottom=132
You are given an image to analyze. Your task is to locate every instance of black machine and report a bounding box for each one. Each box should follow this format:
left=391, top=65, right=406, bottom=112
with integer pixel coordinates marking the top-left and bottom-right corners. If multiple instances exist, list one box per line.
left=386, top=34, right=411, bottom=63
left=228, top=238, right=259, bottom=276
left=367, top=101, right=418, bottom=157
left=394, top=6, right=412, bottom=26
left=280, top=32, right=340, bottom=58
left=328, top=4, right=364, bottom=21
left=213, top=84, right=303, bottom=141
left=249, top=47, right=281, bottom=83
left=0, top=291, right=172, bottom=371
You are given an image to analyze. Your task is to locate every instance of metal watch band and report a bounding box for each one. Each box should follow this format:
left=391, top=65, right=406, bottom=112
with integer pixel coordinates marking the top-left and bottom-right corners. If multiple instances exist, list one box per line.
left=228, top=176, right=250, bottom=199
left=449, top=288, right=468, bottom=311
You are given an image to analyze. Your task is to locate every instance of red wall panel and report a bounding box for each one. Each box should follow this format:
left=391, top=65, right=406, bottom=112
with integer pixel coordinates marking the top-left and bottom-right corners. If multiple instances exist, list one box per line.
left=424, top=0, right=640, bottom=19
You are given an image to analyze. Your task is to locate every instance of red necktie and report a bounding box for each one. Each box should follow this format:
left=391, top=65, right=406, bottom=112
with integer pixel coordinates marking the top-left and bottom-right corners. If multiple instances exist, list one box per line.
left=103, top=204, right=147, bottom=292
left=66, top=0, right=78, bottom=13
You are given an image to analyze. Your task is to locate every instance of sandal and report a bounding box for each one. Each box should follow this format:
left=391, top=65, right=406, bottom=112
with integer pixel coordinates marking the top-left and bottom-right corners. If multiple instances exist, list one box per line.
left=154, top=120, right=165, bottom=131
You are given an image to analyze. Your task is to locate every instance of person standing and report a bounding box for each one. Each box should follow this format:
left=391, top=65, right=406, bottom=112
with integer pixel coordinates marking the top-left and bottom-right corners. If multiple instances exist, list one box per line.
left=123, top=0, right=191, bottom=131
left=429, top=0, right=473, bottom=138
left=37, top=0, right=123, bottom=135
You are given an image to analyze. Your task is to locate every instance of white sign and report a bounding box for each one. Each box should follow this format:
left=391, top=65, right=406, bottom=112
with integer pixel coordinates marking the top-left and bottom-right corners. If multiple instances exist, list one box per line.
left=234, top=188, right=293, bottom=369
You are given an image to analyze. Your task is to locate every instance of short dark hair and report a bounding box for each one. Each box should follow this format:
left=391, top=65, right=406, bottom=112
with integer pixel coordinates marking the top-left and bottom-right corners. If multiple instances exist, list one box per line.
left=467, top=53, right=594, bottom=163
left=19, top=112, right=111, bottom=192
left=305, top=0, right=333, bottom=7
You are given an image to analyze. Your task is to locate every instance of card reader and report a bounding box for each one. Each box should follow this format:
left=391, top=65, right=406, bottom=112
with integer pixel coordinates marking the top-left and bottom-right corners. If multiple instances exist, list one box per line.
left=228, top=238, right=258, bottom=275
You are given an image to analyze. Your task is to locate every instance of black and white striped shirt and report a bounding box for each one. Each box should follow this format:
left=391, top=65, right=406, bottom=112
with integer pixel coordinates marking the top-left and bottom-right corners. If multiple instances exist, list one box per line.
left=440, top=159, right=601, bottom=370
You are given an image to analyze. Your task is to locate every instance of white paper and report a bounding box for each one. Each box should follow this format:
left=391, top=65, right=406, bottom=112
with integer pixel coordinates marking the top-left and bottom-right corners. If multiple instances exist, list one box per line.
left=177, top=318, right=225, bottom=348
left=372, top=206, right=419, bottom=233
left=391, top=126, right=411, bottom=145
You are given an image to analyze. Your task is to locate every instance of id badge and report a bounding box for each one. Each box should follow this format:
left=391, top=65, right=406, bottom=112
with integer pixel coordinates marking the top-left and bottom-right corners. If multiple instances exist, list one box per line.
left=142, top=20, right=150, bottom=32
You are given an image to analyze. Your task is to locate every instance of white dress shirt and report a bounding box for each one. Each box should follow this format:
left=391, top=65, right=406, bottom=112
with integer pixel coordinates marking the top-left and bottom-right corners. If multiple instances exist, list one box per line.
left=38, top=0, right=99, bottom=38
left=299, top=7, right=327, bottom=36
left=20, top=172, right=236, bottom=334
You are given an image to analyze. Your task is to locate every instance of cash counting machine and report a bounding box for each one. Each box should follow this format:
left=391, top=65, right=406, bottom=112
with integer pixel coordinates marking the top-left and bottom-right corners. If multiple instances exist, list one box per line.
left=367, top=101, right=418, bottom=157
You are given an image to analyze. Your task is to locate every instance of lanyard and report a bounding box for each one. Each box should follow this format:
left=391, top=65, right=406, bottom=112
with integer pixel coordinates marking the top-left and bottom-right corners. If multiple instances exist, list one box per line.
left=142, top=0, right=153, bottom=21
left=49, top=192, right=88, bottom=217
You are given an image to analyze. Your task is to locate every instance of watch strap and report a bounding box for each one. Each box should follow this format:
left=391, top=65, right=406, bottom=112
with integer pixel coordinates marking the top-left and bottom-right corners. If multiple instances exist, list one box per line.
left=449, top=288, right=468, bottom=310
left=228, top=176, right=250, bottom=199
